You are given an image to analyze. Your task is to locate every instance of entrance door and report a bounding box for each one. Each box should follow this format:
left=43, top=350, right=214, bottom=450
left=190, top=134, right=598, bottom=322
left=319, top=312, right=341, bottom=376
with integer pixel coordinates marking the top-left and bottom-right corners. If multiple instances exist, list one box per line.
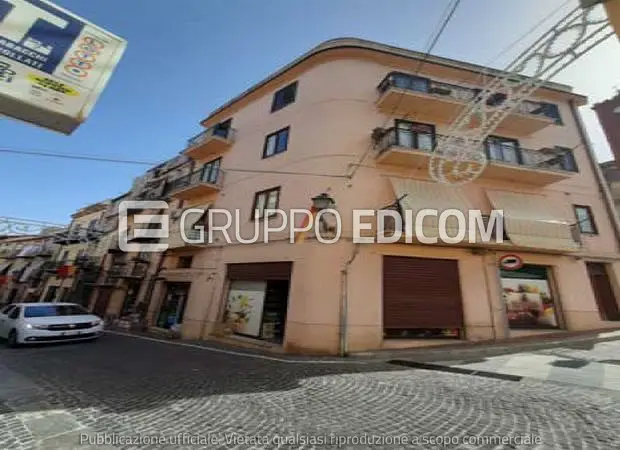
left=261, top=280, right=290, bottom=344
left=93, top=287, right=113, bottom=317
left=587, top=263, right=620, bottom=321
left=156, top=283, right=189, bottom=329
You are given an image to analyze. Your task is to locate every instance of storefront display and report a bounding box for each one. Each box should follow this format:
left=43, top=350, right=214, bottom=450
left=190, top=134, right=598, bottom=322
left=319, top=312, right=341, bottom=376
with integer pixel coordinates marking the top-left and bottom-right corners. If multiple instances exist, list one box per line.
left=500, top=265, right=558, bottom=329
left=225, top=281, right=266, bottom=337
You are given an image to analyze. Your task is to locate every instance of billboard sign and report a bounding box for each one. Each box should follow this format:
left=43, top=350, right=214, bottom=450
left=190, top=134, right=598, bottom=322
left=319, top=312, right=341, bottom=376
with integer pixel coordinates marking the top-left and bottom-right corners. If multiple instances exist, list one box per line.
left=0, top=0, right=126, bottom=134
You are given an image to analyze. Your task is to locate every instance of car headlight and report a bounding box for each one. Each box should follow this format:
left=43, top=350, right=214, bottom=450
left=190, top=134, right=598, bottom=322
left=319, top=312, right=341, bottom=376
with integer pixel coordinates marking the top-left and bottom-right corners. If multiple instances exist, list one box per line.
left=90, top=320, right=103, bottom=327
left=25, top=323, right=33, bottom=329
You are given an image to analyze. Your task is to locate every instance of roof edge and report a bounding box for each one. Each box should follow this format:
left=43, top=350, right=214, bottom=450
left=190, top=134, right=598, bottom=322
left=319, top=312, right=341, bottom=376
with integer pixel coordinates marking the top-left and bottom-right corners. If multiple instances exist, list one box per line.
left=200, top=37, right=586, bottom=126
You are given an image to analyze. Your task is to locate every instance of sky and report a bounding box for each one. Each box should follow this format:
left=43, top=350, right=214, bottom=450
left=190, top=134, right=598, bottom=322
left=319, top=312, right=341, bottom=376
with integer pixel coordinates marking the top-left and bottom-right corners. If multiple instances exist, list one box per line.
left=1, top=0, right=619, bottom=225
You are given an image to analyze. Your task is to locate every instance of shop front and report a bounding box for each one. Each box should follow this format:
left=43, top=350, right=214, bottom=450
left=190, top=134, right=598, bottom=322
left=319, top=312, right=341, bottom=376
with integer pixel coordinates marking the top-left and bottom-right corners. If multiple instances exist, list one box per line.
left=156, top=282, right=190, bottom=329
left=500, top=264, right=560, bottom=330
left=224, top=262, right=292, bottom=345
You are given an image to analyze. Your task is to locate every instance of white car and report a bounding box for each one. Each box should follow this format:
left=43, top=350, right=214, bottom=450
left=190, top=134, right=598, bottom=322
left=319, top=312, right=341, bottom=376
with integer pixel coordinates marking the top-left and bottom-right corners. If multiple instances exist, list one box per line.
left=0, top=302, right=104, bottom=347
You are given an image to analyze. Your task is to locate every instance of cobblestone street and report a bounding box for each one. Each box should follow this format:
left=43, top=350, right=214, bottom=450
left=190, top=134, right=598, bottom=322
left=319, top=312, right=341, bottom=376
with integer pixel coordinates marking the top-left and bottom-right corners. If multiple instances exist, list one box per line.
left=0, top=333, right=619, bottom=450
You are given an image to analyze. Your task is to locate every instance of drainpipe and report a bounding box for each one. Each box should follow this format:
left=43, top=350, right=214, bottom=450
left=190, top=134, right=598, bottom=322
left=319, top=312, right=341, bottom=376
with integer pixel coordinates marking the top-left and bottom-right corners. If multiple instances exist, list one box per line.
left=569, top=99, right=620, bottom=250
left=339, top=243, right=360, bottom=357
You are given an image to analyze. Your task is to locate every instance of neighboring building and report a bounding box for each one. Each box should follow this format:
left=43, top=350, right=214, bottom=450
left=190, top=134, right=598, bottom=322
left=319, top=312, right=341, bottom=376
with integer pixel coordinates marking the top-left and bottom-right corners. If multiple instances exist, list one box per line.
left=14, top=38, right=620, bottom=355
left=593, top=92, right=620, bottom=161
left=600, top=160, right=620, bottom=217
left=0, top=234, right=59, bottom=303
left=40, top=202, right=110, bottom=305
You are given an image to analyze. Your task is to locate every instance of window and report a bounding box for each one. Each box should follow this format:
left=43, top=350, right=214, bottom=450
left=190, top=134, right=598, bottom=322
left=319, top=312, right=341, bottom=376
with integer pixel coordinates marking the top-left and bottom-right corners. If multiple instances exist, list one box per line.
left=263, top=127, right=290, bottom=158
left=201, top=158, right=221, bottom=184
left=1, top=305, right=14, bottom=315
left=177, top=256, right=193, bottom=269
left=212, top=118, right=232, bottom=139
left=385, top=72, right=429, bottom=93
left=8, top=307, right=20, bottom=320
left=557, top=147, right=578, bottom=172
left=574, top=205, right=597, bottom=235
left=24, top=304, right=88, bottom=318
left=252, top=187, right=280, bottom=220
left=395, top=120, right=435, bottom=150
left=486, top=136, right=520, bottom=164
left=271, top=82, right=297, bottom=112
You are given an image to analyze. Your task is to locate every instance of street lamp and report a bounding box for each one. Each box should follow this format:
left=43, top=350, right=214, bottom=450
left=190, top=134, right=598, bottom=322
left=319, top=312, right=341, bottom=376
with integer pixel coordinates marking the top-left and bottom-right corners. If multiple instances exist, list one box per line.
left=311, top=193, right=336, bottom=211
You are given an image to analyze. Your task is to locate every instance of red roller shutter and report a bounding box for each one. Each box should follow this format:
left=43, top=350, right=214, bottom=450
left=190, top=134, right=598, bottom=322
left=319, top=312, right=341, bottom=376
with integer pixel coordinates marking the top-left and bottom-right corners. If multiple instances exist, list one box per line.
left=383, top=256, right=464, bottom=329
left=227, top=262, right=293, bottom=281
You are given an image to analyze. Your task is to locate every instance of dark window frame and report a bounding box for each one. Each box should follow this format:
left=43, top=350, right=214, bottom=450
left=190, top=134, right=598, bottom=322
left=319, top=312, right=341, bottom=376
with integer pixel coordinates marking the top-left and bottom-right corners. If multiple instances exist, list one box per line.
left=201, top=157, right=222, bottom=185
left=394, top=119, right=436, bottom=150
left=262, top=127, right=290, bottom=158
left=573, top=205, right=598, bottom=235
left=271, top=81, right=298, bottom=113
left=555, top=146, right=579, bottom=172
left=8, top=306, right=20, bottom=320
left=485, top=135, right=523, bottom=164
left=251, top=186, right=281, bottom=221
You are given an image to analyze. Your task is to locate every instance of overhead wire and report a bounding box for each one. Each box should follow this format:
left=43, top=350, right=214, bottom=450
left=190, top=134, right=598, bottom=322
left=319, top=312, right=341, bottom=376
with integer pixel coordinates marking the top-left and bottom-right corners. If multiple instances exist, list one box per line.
left=345, top=0, right=463, bottom=183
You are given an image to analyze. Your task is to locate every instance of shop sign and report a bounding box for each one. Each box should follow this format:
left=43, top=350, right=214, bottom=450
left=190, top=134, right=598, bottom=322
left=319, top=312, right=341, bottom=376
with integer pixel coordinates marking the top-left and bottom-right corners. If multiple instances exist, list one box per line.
left=499, top=254, right=523, bottom=271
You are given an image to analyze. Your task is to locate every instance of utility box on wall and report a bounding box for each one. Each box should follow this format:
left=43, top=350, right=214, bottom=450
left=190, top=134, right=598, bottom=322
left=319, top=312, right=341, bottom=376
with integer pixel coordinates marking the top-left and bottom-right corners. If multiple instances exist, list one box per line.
left=0, top=0, right=126, bottom=134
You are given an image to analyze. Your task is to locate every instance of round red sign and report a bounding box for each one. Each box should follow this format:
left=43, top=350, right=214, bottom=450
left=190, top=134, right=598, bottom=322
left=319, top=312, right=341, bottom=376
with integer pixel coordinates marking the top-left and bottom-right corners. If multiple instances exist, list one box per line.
left=499, top=254, right=523, bottom=271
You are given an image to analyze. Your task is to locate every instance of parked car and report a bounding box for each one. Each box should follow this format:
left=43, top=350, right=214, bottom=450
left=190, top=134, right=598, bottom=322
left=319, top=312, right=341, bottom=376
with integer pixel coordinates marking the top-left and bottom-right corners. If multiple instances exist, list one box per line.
left=0, top=303, right=104, bottom=347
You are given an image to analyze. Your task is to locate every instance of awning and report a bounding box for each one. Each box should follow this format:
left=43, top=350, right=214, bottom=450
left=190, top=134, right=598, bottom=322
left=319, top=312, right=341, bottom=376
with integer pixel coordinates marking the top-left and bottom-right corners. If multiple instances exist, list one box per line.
left=19, top=259, right=46, bottom=283
left=486, top=190, right=579, bottom=252
left=0, top=260, right=13, bottom=275
left=390, top=178, right=475, bottom=241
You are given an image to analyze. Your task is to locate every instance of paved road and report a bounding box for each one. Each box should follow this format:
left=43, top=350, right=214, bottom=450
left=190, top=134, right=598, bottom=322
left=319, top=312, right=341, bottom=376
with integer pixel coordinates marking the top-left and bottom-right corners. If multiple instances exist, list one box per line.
left=0, top=333, right=619, bottom=450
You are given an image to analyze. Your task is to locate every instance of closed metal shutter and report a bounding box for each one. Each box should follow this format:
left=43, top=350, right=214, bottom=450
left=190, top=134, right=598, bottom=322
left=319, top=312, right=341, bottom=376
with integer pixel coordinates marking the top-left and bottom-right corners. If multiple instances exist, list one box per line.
left=383, top=256, right=463, bottom=329
left=227, top=262, right=293, bottom=281
left=587, top=263, right=620, bottom=321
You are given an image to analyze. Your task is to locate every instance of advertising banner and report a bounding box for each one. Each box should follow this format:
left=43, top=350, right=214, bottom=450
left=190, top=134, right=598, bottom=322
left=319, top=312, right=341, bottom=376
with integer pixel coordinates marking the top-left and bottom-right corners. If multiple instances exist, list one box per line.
left=0, top=0, right=126, bottom=134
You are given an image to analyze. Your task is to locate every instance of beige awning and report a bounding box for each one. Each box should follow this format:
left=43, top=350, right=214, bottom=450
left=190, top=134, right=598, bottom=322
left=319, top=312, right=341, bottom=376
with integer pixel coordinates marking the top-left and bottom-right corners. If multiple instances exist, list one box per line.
left=390, top=178, right=476, bottom=242
left=486, top=190, right=579, bottom=252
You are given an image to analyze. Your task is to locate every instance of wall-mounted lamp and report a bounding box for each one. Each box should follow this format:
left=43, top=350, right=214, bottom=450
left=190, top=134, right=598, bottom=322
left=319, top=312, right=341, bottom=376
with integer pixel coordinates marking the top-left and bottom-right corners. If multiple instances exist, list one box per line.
left=311, top=193, right=336, bottom=211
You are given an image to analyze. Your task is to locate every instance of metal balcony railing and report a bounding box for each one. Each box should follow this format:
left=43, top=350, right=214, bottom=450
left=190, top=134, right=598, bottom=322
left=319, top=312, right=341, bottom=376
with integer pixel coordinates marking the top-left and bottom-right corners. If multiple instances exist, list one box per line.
left=164, top=165, right=224, bottom=195
left=187, top=126, right=236, bottom=149
left=375, top=128, right=577, bottom=173
left=377, top=72, right=562, bottom=123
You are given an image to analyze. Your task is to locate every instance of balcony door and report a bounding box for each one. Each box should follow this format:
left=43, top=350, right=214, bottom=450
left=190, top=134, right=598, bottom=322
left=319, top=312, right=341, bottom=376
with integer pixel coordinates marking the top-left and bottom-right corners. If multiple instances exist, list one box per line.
left=486, top=136, right=521, bottom=164
left=201, top=158, right=221, bottom=185
left=395, top=120, right=435, bottom=151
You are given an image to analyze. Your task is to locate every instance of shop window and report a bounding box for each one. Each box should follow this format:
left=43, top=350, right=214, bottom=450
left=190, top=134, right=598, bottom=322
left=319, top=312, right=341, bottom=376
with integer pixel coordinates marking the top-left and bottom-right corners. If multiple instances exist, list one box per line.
left=501, top=265, right=559, bottom=329
left=225, top=280, right=290, bottom=344
left=156, top=283, right=189, bottom=329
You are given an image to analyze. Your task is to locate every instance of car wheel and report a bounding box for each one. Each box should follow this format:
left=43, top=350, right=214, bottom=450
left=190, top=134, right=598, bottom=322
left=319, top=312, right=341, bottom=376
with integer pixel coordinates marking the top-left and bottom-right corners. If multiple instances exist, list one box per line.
left=7, top=330, right=19, bottom=348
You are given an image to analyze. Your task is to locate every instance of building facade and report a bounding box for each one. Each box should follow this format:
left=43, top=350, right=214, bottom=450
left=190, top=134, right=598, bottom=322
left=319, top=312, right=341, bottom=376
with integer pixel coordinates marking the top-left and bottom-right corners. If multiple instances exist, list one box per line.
left=136, top=38, right=620, bottom=354
left=10, top=38, right=620, bottom=355
left=593, top=92, right=620, bottom=161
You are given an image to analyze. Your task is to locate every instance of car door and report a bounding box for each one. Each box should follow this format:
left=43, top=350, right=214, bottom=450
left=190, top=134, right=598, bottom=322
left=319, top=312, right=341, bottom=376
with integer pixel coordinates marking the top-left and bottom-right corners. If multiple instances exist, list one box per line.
left=0, top=305, right=15, bottom=338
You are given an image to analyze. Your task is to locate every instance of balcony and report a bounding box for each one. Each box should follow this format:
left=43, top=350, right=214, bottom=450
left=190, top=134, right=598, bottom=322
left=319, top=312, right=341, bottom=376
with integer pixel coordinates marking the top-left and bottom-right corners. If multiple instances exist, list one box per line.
left=481, top=146, right=578, bottom=186
left=374, top=128, right=577, bottom=186
left=377, top=72, right=560, bottom=136
left=375, top=127, right=435, bottom=166
left=184, top=126, right=235, bottom=160
left=165, top=165, right=223, bottom=201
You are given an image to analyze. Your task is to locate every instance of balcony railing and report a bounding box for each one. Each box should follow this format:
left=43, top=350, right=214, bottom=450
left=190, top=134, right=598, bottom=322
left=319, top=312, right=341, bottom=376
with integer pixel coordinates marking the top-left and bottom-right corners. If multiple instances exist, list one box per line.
left=187, top=126, right=235, bottom=149
left=164, top=165, right=224, bottom=197
left=377, top=128, right=576, bottom=172
left=377, top=72, right=562, bottom=124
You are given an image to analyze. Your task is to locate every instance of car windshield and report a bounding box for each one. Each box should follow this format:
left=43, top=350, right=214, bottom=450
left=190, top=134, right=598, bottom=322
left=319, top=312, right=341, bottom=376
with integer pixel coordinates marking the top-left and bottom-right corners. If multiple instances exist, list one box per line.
left=24, top=305, right=89, bottom=318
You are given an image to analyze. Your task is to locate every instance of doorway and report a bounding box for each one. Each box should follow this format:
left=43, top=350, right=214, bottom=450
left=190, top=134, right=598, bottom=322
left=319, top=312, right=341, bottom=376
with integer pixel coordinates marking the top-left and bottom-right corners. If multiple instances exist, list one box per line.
left=93, top=287, right=113, bottom=317
left=156, top=283, right=189, bottom=329
left=587, top=263, right=620, bottom=321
